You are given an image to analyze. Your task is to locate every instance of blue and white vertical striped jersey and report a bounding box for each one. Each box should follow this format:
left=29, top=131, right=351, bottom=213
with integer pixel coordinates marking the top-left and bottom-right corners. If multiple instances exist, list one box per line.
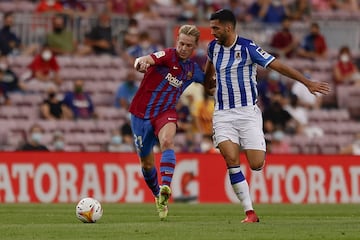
left=208, top=36, right=275, bottom=110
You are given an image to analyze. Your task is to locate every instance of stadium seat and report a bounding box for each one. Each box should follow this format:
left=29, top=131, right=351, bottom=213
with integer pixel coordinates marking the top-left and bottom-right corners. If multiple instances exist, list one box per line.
left=0, top=2, right=17, bottom=12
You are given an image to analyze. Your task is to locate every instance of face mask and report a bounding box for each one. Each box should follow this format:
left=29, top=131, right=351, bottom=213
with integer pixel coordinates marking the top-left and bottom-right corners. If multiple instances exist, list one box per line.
left=54, top=140, right=64, bottom=150
left=0, top=63, right=7, bottom=71
left=41, top=50, right=52, bottom=61
left=340, top=54, right=350, bottom=63
left=31, top=133, right=43, bottom=143
left=47, top=0, right=55, bottom=6
left=111, top=135, right=122, bottom=145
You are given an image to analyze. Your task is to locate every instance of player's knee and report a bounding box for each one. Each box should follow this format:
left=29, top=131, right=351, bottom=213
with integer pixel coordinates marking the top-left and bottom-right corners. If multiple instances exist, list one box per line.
left=250, top=160, right=265, bottom=171
left=159, top=136, right=174, bottom=150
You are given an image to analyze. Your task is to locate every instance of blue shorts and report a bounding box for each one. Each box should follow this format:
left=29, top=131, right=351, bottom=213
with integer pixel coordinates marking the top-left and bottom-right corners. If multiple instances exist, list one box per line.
left=130, top=111, right=177, bottom=157
left=131, top=115, right=157, bottom=158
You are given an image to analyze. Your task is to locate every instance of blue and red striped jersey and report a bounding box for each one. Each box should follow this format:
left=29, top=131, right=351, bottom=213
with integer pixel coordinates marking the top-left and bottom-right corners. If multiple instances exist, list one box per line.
left=129, top=48, right=204, bottom=119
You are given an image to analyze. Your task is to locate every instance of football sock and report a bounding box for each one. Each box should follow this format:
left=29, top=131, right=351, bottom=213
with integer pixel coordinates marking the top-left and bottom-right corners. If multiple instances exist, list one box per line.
left=228, top=166, right=254, bottom=212
left=160, top=149, right=176, bottom=187
left=142, top=167, right=160, bottom=197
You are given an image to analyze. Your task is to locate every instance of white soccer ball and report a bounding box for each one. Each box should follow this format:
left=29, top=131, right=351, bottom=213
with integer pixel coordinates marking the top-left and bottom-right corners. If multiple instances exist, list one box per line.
left=75, top=197, right=103, bottom=223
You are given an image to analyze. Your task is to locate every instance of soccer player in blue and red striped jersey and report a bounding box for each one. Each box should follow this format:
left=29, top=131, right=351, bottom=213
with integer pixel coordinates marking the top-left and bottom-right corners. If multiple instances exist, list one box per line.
left=129, top=25, right=204, bottom=220
left=204, top=9, right=330, bottom=223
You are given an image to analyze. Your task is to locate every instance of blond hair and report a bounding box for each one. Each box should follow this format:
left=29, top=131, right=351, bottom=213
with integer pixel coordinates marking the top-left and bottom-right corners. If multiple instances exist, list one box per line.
left=178, top=25, right=200, bottom=44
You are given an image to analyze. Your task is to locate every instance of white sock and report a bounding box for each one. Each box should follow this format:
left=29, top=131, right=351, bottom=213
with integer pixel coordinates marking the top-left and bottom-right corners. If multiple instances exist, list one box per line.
left=228, top=167, right=254, bottom=212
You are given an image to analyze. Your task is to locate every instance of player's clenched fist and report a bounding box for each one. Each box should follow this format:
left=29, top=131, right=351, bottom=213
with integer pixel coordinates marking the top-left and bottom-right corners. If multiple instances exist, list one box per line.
left=134, top=57, right=150, bottom=73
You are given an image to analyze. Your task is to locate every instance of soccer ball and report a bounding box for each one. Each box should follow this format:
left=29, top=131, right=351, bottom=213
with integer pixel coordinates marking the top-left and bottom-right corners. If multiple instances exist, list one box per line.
left=75, top=197, right=103, bottom=223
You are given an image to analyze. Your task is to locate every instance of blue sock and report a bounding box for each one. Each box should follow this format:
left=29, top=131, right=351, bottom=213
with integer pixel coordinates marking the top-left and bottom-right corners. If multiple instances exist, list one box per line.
left=228, top=166, right=246, bottom=184
left=160, top=149, right=176, bottom=187
left=142, top=167, right=159, bottom=197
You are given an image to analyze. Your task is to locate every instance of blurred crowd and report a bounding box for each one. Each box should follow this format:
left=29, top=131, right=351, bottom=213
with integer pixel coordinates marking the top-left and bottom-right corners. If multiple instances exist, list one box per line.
left=0, top=0, right=360, bottom=154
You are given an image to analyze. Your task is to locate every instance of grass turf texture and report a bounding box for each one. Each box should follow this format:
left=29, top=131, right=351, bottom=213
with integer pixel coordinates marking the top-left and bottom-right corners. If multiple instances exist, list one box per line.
left=0, top=203, right=359, bottom=240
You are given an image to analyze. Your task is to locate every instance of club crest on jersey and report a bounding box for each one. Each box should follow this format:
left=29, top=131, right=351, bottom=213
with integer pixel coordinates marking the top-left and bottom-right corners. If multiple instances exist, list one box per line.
left=165, top=73, right=182, bottom=88
left=153, top=51, right=165, bottom=58
left=187, top=71, right=193, bottom=80
left=256, top=47, right=271, bottom=59
left=235, top=51, right=241, bottom=60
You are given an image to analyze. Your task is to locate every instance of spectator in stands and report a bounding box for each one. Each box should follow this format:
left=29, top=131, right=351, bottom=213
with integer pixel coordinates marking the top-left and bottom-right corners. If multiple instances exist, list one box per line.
left=268, top=130, right=291, bottom=154
left=201, top=1, right=222, bottom=23
left=17, top=124, right=49, bottom=151
left=311, top=0, right=336, bottom=11
left=291, top=68, right=322, bottom=109
left=332, top=46, right=360, bottom=85
left=297, top=22, right=328, bottom=60
left=40, top=87, right=73, bottom=120
left=63, top=79, right=96, bottom=119
left=288, top=0, right=311, bottom=21
left=60, top=0, right=92, bottom=17
left=122, top=18, right=140, bottom=49
left=335, top=0, right=359, bottom=12
left=223, top=0, right=247, bottom=22
left=125, top=31, right=161, bottom=66
left=257, top=70, right=289, bottom=110
left=106, top=128, right=134, bottom=152
left=176, top=0, right=198, bottom=22
left=0, top=12, right=21, bottom=56
left=120, top=120, right=136, bottom=152
left=128, top=0, right=159, bottom=19
left=36, top=0, right=64, bottom=13
left=270, top=17, right=298, bottom=59
left=263, top=96, right=295, bottom=135
left=0, top=55, right=24, bottom=92
left=46, top=14, right=77, bottom=55
left=247, top=0, right=288, bottom=24
left=0, top=83, right=10, bottom=106
left=26, top=44, right=62, bottom=87
left=114, top=69, right=139, bottom=110
left=284, top=93, right=324, bottom=138
left=284, top=93, right=308, bottom=134
left=105, top=0, right=128, bottom=16
left=81, top=11, right=117, bottom=56
left=313, top=0, right=359, bottom=12
left=50, top=130, right=66, bottom=151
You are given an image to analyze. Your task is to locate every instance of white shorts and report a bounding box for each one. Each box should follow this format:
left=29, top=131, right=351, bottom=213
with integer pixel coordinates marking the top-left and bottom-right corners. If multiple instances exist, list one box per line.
left=212, top=105, right=266, bottom=151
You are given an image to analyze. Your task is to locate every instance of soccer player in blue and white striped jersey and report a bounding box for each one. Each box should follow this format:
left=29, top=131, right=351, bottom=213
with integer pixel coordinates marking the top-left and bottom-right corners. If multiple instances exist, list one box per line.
left=204, top=9, right=330, bottom=223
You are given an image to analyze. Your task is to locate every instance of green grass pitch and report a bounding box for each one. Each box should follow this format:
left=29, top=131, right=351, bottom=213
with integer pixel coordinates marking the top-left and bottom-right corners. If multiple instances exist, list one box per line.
left=0, top=203, right=359, bottom=240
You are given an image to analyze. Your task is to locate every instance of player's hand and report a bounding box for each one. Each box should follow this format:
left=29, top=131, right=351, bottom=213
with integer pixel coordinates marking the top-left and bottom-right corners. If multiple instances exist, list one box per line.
left=134, top=58, right=150, bottom=73
left=307, top=81, right=331, bottom=95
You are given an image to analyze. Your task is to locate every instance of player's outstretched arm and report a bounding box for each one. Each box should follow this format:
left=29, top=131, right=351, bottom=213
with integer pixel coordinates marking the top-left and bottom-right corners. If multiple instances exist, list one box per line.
left=268, top=59, right=331, bottom=95
left=204, top=59, right=216, bottom=96
left=134, top=55, right=155, bottom=73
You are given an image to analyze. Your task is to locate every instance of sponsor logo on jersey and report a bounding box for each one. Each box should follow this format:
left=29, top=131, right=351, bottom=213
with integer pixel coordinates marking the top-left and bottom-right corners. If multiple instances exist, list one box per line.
left=256, top=47, right=271, bottom=59
left=165, top=73, right=183, bottom=88
left=153, top=51, right=165, bottom=58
